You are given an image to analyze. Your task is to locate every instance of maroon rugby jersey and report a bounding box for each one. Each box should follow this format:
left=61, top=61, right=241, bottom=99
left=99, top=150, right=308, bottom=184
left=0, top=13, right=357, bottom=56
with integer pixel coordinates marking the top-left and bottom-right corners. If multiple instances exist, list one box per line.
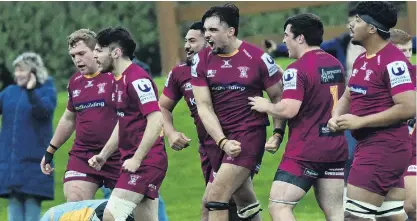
left=163, top=63, right=207, bottom=142
left=114, top=63, right=167, bottom=171
left=281, top=49, right=347, bottom=162
left=67, top=72, right=118, bottom=160
left=349, top=43, right=415, bottom=142
left=191, top=41, right=282, bottom=133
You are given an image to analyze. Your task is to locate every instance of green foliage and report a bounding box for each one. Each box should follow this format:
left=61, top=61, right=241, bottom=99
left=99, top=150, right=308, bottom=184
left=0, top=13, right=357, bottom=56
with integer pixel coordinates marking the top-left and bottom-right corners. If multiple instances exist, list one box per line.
left=0, top=1, right=157, bottom=90
left=0, top=1, right=409, bottom=90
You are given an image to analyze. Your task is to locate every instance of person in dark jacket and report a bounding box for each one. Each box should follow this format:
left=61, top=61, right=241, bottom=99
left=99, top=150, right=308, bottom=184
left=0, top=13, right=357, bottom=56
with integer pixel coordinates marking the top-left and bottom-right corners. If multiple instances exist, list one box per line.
left=0, top=52, right=57, bottom=221
left=0, top=62, right=14, bottom=91
left=132, top=57, right=151, bottom=75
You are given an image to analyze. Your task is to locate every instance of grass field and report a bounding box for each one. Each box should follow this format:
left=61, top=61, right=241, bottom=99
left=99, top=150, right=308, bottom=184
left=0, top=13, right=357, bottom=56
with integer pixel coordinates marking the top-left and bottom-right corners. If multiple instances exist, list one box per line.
left=0, top=55, right=415, bottom=221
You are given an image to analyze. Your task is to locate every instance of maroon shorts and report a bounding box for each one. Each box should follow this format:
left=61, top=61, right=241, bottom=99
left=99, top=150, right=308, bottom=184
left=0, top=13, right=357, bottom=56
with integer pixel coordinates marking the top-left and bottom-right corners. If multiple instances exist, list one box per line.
left=199, top=146, right=212, bottom=185
left=205, top=127, right=266, bottom=182
left=348, top=140, right=411, bottom=196
left=278, top=157, right=345, bottom=180
left=115, top=165, right=166, bottom=200
left=404, top=154, right=416, bottom=177
left=64, top=154, right=120, bottom=189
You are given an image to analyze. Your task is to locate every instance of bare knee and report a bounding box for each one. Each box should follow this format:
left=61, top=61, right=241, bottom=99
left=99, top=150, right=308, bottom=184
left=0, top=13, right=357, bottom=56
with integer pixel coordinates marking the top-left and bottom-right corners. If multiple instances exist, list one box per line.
left=207, top=183, right=229, bottom=202
left=64, top=181, right=97, bottom=202
left=65, top=188, right=88, bottom=202
left=268, top=201, right=293, bottom=216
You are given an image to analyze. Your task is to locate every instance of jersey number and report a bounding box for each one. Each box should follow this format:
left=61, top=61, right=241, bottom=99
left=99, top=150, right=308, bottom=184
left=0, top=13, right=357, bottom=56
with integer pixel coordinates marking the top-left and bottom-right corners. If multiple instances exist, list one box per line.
left=330, top=85, right=338, bottom=111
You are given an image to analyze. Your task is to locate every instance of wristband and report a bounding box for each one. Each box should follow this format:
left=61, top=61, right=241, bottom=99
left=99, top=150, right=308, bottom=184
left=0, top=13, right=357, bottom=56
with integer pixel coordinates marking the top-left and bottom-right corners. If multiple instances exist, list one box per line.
left=217, top=137, right=227, bottom=147
left=49, top=143, right=59, bottom=150
left=273, top=128, right=285, bottom=137
left=44, top=151, right=54, bottom=164
left=220, top=140, right=228, bottom=150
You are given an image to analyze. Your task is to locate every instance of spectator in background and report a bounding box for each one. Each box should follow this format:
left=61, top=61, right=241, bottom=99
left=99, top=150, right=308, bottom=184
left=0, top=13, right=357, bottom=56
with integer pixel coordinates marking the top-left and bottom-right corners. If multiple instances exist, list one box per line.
left=0, top=52, right=57, bottom=221
left=0, top=62, right=14, bottom=91
left=133, top=56, right=152, bottom=76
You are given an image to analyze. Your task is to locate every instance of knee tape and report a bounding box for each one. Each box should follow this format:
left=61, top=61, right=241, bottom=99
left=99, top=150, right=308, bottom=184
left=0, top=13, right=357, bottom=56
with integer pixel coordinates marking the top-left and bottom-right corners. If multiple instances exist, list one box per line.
left=106, top=195, right=137, bottom=221
left=205, top=201, right=230, bottom=211
left=269, top=198, right=298, bottom=205
left=376, top=201, right=405, bottom=218
left=345, top=197, right=379, bottom=219
left=238, top=201, right=262, bottom=220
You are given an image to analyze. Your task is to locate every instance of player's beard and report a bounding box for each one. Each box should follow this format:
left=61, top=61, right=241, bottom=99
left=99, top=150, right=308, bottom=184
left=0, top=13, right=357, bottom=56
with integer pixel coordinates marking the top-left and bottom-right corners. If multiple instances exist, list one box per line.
left=186, top=57, right=192, bottom=66
left=351, top=39, right=362, bottom=46
left=100, top=57, right=115, bottom=73
left=212, top=45, right=225, bottom=55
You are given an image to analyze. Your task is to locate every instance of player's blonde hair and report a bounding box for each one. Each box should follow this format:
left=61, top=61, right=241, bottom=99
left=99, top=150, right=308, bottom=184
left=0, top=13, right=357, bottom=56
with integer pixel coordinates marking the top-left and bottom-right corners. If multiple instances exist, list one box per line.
left=389, top=29, right=412, bottom=45
left=12, top=52, right=49, bottom=84
left=67, top=29, right=97, bottom=50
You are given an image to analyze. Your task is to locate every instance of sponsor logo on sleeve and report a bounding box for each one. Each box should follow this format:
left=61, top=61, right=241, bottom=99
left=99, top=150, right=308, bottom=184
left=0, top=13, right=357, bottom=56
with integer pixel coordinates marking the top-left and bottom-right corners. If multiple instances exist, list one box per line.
left=387, top=60, right=412, bottom=88
left=282, top=68, right=297, bottom=90
left=132, top=78, right=157, bottom=104
left=191, top=54, right=200, bottom=77
left=261, top=53, right=278, bottom=76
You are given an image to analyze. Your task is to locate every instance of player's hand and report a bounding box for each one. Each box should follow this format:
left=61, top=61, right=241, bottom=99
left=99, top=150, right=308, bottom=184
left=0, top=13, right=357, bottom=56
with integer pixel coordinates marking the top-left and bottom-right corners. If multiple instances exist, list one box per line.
left=40, top=154, right=54, bottom=175
left=223, top=140, right=241, bottom=157
left=167, top=131, right=191, bottom=151
left=265, top=134, right=282, bottom=154
left=337, top=114, right=364, bottom=130
left=276, top=64, right=284, bottom=75
left=26, top=73, right=37, bottom=90
left=122, top=157, right=141, bottom=173
left=88, top=154, right=106, bottom=171
left=327, top=117, right=342, bottom=132
left=248, top=96, right=271, bottom=113
left=264, top=39, right=277, bottom=54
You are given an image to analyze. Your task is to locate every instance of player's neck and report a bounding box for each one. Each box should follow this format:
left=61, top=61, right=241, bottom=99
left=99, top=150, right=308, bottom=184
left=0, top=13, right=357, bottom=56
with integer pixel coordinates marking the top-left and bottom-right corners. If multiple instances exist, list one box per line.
left=362, top=37, right=389, bottom=57
left=113, top=59, right=132, bottom=78
left=298, top=46, right=321, bottom=59
left=224, top=38, right=242, bottom=54
left=88, top=67, right=99, bottom=75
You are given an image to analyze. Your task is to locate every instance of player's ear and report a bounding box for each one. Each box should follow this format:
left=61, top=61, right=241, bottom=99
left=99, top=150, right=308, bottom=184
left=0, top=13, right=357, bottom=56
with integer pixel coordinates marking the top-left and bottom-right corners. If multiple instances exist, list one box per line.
left=112, top=47, right=122, bottom=59
left=368, top=25, right=377, bottom=34
left=297, top=34, right=305, bottom=44
left=228, top=27, right=235, bottom=37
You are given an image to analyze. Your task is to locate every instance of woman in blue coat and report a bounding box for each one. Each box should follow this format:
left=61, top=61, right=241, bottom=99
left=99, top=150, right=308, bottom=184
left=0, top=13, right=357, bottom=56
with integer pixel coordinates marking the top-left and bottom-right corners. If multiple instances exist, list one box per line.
left=0, top=52, right=57, bottom=221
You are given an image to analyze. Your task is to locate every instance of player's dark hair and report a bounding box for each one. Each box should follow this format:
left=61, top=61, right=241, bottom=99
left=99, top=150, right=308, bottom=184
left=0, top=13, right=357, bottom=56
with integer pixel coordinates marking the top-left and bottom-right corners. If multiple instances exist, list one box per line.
left=347, top=2, right=359, bottom=17
left=189, top=22, right=204, bottom=34
left=96, top=27, right=136, bottom=59
left=284, top=13, right=324, bottom=47
left=354, top=1, right=397, bottom=40
left=202, top=3, right=240, bottom=36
